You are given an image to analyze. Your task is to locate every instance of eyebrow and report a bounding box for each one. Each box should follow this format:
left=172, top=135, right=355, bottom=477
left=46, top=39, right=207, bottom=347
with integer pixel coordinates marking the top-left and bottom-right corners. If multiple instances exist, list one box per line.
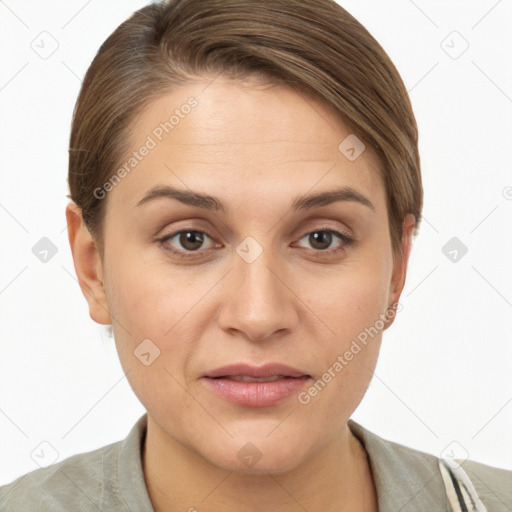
left=135, top=185, right=376, bottom=213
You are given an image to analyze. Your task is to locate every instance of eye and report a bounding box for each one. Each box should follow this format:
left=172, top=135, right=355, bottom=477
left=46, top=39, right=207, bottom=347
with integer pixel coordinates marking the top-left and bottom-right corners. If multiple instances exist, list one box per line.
left=158, top=229, right=218, bottom=258
left=295, top=228, right=354, bottom=254
left=157, top=227, right=355, bottom=260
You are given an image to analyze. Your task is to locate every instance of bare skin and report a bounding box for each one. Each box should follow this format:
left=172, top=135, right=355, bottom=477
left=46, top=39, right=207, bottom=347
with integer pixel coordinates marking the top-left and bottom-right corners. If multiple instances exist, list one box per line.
left=66, top=75, right=415, bottom=511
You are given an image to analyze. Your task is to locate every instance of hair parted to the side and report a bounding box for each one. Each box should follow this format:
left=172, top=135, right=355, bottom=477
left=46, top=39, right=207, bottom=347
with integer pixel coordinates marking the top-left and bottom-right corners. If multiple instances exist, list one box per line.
left=67, top=0, right=422, bottom=259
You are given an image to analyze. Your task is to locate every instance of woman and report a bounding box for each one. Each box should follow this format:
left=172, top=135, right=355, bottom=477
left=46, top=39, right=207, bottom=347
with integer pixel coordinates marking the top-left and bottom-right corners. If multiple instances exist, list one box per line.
left=1, top=0, right=510, bottom=511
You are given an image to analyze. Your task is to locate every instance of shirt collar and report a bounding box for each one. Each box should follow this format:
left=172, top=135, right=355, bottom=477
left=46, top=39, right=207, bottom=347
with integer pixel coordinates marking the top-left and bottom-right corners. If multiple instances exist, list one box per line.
left=117, top=413, right=154, bottom=511
left=348, top=419, right=449, bottom=511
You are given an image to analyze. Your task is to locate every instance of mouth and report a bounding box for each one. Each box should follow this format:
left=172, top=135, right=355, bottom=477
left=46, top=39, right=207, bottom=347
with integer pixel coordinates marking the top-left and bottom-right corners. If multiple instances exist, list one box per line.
left=215, top=375, right=295, bottom=382
left=204, top=362, right=310, bottom=379
left=201, top=363, right=311, bottom=407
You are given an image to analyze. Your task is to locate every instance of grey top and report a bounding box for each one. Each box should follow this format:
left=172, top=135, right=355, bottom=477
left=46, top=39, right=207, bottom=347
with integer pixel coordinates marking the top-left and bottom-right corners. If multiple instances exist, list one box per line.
left=1, top=413, right=510, bottom=511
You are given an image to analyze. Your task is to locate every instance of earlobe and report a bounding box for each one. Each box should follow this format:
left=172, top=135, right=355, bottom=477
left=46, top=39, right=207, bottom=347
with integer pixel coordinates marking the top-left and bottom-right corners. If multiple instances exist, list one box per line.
left=386, top=213, right=416, bottom=326
left=65, top=201, right=111, bottom=325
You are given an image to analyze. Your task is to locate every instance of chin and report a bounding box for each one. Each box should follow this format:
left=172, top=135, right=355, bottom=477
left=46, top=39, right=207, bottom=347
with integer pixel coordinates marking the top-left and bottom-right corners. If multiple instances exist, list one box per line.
left=198, top=434, right=311, bottom=476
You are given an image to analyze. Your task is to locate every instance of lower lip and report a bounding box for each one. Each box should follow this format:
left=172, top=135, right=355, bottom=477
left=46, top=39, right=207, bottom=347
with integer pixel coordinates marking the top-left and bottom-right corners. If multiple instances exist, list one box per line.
left=201, top=376, right=311, bottom=407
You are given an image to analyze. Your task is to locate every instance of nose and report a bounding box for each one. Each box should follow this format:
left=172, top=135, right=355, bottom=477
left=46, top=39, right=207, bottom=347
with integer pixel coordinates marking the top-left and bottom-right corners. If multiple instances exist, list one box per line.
left=216, top=241, right=299, bottom=342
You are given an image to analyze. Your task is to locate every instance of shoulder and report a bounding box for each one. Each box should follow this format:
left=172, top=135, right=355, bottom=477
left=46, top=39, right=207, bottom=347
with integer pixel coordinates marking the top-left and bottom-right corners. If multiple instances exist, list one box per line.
left=348, top=420, right=512, bottom=512
left=0, top=414, right=152, bottom=512
left=457, top=458, right=512, bottom=510
left=0, top=440, right=123, bottom=512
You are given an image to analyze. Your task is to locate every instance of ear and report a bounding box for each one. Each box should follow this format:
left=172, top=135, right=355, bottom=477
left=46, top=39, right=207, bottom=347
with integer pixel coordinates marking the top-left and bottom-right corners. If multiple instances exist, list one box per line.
left=65, top=200, right=111, bottom=325
left=386, top=213, right=416, bottom=328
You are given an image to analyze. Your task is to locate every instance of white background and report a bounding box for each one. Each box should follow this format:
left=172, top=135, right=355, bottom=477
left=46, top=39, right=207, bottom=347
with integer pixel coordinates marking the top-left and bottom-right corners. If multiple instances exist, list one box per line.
left=0, top=0, right=511, bottom=486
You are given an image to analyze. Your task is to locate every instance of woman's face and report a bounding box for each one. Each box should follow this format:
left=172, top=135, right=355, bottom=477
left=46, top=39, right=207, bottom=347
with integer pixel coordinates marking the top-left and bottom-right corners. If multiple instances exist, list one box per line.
left=71, top=76, right=412, bottom=473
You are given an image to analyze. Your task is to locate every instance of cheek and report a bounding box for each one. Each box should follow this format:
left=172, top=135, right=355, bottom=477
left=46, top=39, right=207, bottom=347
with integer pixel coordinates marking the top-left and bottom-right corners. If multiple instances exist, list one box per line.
left=312, top=259, right=391, bottom=337
left=105, top=248, right=185, bottom=336
left=298, top=271, right=386, bottom=427
left=105, top=255, right=208, bottom=386
left=303, top=252, right=391, bottom=394
left=106, top=265, right=195, bottom=419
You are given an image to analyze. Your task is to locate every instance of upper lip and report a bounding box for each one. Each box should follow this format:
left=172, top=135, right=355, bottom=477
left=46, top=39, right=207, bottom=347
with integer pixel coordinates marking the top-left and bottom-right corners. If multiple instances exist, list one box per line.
left=204, top=363, right=310, bottom=379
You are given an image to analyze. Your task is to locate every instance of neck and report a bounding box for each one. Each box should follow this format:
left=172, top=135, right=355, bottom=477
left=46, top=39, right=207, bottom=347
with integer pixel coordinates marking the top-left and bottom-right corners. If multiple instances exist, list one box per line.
left=142, top=416, right=378, bottom=512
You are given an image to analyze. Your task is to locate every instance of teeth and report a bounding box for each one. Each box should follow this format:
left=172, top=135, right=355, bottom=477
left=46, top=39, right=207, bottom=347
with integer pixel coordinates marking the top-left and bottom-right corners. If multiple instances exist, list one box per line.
left=227, top=375, right=285, bottom=382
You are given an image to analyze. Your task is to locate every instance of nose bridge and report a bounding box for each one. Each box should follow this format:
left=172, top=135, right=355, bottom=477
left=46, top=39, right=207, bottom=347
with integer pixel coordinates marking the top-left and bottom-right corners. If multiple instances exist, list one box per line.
left=239, top=239, right=279, bottom=303
left=218, top=235, right=297, bottom=340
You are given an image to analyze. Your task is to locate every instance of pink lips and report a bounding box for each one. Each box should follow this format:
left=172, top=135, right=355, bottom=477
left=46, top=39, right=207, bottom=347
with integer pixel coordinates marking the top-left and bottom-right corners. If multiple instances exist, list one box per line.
left=202, top=363, right=311, bottom=407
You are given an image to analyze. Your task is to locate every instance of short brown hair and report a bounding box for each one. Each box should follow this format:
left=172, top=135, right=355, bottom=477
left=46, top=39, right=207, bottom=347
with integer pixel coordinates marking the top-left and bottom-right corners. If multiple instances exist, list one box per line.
left=67, top=0, right=422, bottom=258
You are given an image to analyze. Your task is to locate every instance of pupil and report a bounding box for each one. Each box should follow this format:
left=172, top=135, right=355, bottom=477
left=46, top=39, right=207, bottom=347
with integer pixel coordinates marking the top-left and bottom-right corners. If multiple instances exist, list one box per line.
left=181, top=231, right=203, bottom=250
left=310, top=231, right=332, bottom=250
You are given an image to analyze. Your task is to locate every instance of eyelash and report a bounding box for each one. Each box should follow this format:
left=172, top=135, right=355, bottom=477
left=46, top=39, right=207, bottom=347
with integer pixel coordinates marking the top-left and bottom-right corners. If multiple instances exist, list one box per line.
left=157, top=227, right=355, bottom=260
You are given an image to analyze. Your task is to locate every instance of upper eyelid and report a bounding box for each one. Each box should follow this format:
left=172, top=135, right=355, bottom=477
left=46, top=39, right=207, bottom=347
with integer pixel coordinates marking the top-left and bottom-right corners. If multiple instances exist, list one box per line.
left=161, top=217, right=353, bottom=238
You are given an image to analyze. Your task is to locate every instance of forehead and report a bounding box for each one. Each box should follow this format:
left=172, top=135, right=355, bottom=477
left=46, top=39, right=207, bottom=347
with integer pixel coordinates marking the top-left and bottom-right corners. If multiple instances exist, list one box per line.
left=107, top=76, right=386, bottom=214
